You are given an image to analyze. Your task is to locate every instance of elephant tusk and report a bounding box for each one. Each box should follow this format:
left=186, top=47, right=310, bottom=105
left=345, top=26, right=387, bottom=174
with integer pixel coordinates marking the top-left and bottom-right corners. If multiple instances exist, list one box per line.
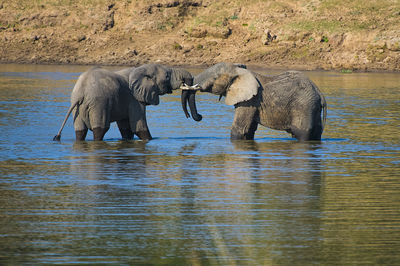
left=191, top=84, right=202, bottom=90
left=180, top=83, right=191, bottom=90
left=180, top=83, right=202, bottom=91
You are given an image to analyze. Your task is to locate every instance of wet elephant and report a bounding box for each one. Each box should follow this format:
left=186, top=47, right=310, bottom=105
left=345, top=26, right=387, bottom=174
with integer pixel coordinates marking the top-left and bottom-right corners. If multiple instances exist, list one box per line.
left=182, top=62, right=327, bottom=141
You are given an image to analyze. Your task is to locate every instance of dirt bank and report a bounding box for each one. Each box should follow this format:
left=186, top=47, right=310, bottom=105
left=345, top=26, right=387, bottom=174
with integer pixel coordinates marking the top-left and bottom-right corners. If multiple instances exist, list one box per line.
left=1, top=0, right=400, bottom=71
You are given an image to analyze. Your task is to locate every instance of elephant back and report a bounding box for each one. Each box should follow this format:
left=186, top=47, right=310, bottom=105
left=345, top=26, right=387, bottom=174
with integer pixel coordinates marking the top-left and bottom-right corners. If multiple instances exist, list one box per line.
left=259, top=71, right=322, bottom=130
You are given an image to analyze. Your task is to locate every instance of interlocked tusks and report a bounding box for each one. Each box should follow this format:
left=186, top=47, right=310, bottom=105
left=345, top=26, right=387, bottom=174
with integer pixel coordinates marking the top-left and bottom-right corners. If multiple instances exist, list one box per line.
left=180, top=83, right=202, bottom=91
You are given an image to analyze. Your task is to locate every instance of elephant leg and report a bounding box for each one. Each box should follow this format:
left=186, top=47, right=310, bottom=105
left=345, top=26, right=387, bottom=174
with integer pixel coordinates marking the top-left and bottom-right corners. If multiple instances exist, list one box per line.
left=290, top=111, right=322, bottom=141
left=290, top=124, right=323, bottom=141
left=309, top=114, right=323, bottom=140
left=231, top=105, right=258, bottom=140
left=92, top=127, right=109, bottom=141
left=117, top=119, right=134, bottom=140
left=75, top=129, right=88, bottom=141
left=128, top=101, right=152, bottom=141
left=73, top=112, right=88, bottom=141
left=89, top=104, right=111, bottom=141
left=136, top=130, right=152, bottom=140
left=289, top=127, right=312, bottom=141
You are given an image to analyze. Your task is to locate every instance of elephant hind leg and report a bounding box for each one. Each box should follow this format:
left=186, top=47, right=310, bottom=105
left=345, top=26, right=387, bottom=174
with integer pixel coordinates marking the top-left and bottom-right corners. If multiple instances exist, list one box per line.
left=135, top=130, right=152, bottom=140
left=289, top=126, right=321, bottom=141
left=93, top=127, right=109, bottom=141
left=74, top=114, right=88, bottom=141
left=290, top=127, right=310, bottom=141
left=75, top=129, right=88, bottom=141
left=290, top=110, right=322, bottom=141
left=117, top=119, right=134, bottom=140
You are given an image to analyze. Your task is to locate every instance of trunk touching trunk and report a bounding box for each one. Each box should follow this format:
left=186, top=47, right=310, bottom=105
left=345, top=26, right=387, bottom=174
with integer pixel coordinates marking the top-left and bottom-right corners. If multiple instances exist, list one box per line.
left=181, top=90, right=202, bottom=121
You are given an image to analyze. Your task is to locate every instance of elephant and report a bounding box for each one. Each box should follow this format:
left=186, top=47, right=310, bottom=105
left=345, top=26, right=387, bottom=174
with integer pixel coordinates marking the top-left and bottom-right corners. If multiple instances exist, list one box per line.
left=181, top=62, right=327, bottom=141
left=53, top=64, right=195, bottom=141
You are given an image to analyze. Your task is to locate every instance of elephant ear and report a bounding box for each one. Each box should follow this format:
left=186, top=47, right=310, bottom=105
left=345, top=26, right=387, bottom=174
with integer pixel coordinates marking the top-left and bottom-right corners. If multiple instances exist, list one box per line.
left=225, top=68, right=259, bottom=105
left=129, top=69, right=160, bottom=106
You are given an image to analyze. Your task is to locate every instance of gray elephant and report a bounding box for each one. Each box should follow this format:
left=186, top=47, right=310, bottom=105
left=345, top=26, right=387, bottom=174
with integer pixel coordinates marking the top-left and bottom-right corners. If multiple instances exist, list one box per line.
left=53, top=64, right=194, bottom=141
left=182, top=62, right=327, bottom=141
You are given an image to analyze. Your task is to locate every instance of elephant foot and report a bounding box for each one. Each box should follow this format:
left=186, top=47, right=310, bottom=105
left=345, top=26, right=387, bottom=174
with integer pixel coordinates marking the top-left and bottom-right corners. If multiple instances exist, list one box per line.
left=92, top=127, right=108, bottom=141
left=119, top=129, right=134, bottom=140
left=75, top=129, right=88, bottom=141
left=117, top=120, right=134, bottom=140
left=230, top=132, right=255, bottom=140
left=230, top=128, right=256, bottom=140
left=230, top=121, right=258, bottom=140
left=290, top=127, right=321, bottom=141
left=136, top=130, right=152, bottom=141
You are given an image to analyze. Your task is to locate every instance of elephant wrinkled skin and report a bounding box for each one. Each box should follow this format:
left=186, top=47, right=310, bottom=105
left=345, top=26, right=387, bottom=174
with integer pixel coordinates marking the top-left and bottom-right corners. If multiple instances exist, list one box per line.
left=182, top=62, right=327, bottom=141
left=54, top=64, right=194, bottom=141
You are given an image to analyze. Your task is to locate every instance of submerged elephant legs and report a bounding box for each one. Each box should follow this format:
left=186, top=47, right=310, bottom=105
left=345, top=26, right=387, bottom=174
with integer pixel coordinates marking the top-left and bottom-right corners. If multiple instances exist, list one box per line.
left=288, top=127, right=321, bottom=141
left=75, top=127, right=108, bottom=141
left=288, top=109, right=323, bottom=141
left=291, top=123, right=323, bottom=141
left=231, top=104, right=259, bottom=140
left=75, top=129, right=88, bottom=141
left=231, top=102, right=324, bottom=141
left=117, top=119, right=134, bottom=140
left=93, top=127, right=109, bottom=141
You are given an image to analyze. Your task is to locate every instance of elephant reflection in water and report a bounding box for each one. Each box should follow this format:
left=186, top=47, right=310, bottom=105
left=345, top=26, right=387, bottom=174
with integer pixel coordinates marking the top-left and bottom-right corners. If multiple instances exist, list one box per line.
left=64, top=140, right=324, bottom=264
left=126, top=141, right=324, bottom=264
left=69, top=141, right=149, bottom=182
left=175, top=141, right=324, bottom=264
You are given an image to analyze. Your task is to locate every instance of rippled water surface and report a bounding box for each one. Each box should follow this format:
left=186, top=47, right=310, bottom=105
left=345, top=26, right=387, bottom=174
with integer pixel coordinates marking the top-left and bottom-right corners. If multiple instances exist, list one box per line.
left=1, top=64, right=399, bottom=265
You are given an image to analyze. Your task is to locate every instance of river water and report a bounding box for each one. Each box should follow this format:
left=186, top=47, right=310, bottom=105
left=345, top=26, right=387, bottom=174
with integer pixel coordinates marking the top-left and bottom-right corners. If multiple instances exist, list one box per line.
left=0, top=64, right=399, bottom=265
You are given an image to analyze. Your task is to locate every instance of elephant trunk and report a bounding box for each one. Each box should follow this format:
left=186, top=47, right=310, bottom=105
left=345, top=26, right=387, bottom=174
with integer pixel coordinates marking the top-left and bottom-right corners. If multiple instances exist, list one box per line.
left=181, top=89, right=202, bottom=121
left=181, top=90, right=191, bottom=118
left=188, top=91, right=202, bottom=121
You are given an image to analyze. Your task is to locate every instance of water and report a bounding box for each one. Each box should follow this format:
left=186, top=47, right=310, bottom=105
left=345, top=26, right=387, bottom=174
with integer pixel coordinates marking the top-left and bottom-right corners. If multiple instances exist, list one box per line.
left=0, top=64, right=399, bottom=265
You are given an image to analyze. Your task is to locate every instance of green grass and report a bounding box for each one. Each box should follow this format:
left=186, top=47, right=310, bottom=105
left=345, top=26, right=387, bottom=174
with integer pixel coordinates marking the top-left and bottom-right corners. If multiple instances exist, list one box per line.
left=287, top=20, right=342, bottom=33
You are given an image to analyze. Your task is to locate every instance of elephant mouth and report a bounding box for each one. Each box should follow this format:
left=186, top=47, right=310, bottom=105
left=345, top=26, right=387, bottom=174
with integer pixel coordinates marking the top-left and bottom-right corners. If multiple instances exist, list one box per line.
left=180, top=83, right=202, bottom=122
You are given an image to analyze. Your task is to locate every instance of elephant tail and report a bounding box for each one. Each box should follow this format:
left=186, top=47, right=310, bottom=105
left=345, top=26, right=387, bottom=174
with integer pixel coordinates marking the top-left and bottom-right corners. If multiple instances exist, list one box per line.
left=53, top=101, right=79, bottom=141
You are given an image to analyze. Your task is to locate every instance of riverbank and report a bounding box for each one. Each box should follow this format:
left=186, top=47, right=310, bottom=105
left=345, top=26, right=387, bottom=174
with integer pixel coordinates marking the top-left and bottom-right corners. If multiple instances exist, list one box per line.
left=1, top=0, right=400, bottom=71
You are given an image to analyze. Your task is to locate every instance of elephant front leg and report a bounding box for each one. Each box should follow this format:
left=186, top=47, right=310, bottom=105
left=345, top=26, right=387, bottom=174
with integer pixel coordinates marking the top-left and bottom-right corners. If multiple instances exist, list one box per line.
left=133, top=116, right=152, bottom=140
left=129, top=101, right=153, bottom=141
left=231, top=105, right=258, bottom=140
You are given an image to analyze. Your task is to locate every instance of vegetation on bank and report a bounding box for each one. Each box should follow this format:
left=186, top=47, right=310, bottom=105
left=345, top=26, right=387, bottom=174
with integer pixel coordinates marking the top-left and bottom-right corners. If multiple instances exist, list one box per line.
left=1, top=0, right=399, bottom=71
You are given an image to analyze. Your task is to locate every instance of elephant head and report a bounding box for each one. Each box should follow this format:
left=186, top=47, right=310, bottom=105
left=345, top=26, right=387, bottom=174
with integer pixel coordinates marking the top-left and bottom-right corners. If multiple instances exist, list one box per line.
left=128, top=64, right=195, bottom=106
left=181, top=62, right=260, bottom=120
